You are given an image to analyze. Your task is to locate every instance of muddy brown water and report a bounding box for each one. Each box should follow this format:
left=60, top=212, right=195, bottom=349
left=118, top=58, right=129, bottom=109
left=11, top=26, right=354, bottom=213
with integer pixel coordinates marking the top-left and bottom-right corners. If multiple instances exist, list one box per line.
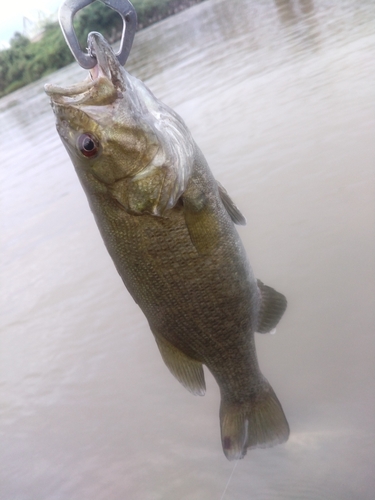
left=1, top=0, right=374, bottom=498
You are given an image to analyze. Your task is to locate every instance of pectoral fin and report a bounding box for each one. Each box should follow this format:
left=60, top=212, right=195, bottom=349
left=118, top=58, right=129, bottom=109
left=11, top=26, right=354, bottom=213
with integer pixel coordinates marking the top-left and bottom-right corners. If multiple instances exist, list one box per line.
left=154, top=334, right=206, bottom=396
left=217, top=181, right=246, bottom=226
left=182, top=182, right=221, bottom=255
left=256, top=280, right=287, bottom=333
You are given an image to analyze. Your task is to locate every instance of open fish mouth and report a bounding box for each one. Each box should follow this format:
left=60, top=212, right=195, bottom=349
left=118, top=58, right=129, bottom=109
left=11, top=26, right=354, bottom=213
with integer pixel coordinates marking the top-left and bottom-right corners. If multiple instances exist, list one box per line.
left=44, top=32, right=123, bottom=106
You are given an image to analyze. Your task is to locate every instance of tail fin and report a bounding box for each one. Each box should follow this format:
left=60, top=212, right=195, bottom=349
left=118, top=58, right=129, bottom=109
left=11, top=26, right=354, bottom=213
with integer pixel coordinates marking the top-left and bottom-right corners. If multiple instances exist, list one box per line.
left=220, top=380, right=289, bottom=460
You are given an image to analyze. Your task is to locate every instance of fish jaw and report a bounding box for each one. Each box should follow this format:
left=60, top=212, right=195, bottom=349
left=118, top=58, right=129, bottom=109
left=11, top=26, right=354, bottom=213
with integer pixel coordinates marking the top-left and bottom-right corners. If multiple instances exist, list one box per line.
left=44, top=32, right=124, bottom=106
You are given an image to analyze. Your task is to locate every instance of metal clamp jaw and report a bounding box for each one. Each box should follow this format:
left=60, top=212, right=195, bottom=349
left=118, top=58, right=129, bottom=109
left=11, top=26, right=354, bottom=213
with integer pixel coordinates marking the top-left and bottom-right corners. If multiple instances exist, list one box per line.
left=59, top=0, right=137, bottom=69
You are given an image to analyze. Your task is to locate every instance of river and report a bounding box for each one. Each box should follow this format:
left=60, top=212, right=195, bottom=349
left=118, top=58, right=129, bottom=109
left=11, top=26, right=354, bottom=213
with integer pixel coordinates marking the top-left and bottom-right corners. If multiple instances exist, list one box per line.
left=1, top=0, right=374, bottom=499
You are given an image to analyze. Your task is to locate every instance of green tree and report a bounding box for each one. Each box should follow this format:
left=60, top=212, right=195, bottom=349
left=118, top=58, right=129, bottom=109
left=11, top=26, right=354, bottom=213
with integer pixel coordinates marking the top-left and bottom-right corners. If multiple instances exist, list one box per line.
left=0, top=0, right=204, bottom=97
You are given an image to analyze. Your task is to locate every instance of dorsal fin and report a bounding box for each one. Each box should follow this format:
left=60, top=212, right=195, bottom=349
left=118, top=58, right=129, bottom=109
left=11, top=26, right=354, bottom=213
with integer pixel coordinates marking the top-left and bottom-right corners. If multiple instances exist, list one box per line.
left=154, top=334, right=206, bottom=396
left=256, top=280, right=287, bottom=334
left=217, top=181, right=246, bottom=226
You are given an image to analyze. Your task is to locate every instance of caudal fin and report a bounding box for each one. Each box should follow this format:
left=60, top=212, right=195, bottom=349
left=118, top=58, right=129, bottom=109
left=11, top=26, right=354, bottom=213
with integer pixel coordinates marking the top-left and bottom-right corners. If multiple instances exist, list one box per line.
left=220, top=381, right=289, bottom=460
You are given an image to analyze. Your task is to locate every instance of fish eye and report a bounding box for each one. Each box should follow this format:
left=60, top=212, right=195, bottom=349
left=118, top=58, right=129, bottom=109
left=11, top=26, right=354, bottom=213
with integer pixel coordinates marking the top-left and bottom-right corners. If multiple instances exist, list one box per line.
left=77, top=133, right=100, bottom=158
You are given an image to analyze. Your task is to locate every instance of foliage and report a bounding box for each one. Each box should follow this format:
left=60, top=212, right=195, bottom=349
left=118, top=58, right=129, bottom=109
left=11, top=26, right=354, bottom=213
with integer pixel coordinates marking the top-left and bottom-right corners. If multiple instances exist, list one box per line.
left=0, top=0, right=203, bottom=97
left=0, top=25, right=73, bottom=96
left=73, top=1, right=123, bottom=48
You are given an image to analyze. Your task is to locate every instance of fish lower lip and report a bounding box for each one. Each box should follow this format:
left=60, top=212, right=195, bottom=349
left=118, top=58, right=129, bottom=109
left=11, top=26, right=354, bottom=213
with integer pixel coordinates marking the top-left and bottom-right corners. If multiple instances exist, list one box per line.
left=44, top=79, right=94, bottom=98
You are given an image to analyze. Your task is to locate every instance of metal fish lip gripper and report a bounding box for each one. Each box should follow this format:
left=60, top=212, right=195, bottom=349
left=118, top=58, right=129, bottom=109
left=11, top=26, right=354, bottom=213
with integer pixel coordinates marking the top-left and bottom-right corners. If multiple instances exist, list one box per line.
left=58, top=0, right=137, bottom=68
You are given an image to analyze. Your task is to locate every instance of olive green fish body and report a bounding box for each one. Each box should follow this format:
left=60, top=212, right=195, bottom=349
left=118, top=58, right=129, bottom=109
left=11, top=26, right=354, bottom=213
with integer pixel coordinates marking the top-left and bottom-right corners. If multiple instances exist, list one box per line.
left=91, top=148, right=259, bottom=379
left=45, top=33, right=289, bottom=460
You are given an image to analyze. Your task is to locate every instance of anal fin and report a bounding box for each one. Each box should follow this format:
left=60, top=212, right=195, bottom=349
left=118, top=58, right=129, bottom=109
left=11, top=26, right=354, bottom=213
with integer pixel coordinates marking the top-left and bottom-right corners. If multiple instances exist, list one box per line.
left=256, top=280, right=287, bottom=334
left=154, top=334, right=206, bottom=396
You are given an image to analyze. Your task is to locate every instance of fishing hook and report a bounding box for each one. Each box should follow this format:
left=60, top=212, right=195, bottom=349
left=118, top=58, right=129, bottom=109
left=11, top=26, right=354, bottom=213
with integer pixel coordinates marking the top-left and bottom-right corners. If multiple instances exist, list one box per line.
left=59, top=0, right=137, bottom=69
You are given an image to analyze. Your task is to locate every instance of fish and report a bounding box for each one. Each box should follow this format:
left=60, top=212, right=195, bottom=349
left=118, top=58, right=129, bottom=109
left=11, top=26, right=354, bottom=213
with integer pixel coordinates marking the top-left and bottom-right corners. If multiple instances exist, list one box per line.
left=45, top=32, right=289, bottom=460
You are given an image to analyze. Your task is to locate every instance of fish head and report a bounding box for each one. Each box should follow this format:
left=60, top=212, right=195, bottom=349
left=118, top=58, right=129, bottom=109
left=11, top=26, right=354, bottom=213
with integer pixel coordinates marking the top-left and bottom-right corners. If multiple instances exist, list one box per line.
left=45, top=32, right=160, bottom=190
left=45, top=31, right=195, bottom=214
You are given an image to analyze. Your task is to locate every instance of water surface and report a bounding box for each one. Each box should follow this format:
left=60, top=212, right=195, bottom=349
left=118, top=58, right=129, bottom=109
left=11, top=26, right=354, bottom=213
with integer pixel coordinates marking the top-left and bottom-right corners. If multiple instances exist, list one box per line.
left=1, top=0, right=374, bottom=498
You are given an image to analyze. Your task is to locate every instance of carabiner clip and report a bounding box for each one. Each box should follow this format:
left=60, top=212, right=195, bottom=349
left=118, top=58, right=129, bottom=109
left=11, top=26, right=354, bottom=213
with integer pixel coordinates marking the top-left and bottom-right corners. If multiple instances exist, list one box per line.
left=59, top=0, right=137, bottom=69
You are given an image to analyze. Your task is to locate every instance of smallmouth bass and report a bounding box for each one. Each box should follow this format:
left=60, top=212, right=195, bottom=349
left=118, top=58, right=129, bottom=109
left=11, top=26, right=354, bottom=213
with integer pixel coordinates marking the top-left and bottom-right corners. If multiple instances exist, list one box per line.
left=45, top=32, right=289, bottom=460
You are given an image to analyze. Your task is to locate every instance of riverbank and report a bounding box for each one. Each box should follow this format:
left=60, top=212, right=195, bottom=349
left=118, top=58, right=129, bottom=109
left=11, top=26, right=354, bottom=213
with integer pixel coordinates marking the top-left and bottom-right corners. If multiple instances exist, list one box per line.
left=0, top=0, right=206, bottom=98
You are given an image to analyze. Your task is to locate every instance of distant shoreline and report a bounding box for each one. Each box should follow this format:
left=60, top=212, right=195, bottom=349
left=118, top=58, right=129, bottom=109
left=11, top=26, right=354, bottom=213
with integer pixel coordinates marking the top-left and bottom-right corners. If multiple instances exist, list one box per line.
left=0, top=0, right=207, bottom=98
left=136, top=0, right=207, bottom=30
